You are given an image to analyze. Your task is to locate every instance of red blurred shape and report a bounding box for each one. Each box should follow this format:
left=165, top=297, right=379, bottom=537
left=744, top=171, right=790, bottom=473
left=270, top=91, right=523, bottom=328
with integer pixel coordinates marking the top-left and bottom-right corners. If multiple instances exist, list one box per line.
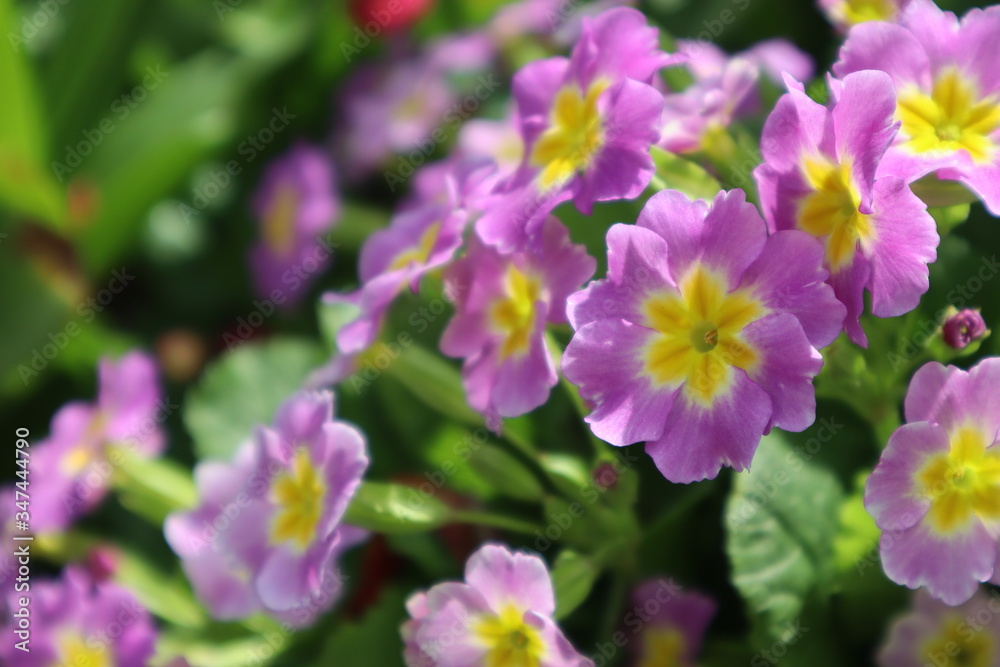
left=349, top=0, right=434, bottom=34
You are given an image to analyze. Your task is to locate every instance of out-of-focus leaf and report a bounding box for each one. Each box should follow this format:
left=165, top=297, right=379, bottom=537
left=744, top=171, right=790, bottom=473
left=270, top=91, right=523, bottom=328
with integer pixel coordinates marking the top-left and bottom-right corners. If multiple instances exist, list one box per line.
left=386, top=343, right=483, bottom=427
left=112, top=447, right=198, bottom=524
left=467, top=443, right=544, bottom=502
left=114, top=550, right=206, bottom=629
left=318, top=588, right=408, bottom=666
left=725, top=432, right=843, bottom=641
left=345, top=482, right=451, bottom=534
left=183, top=337, right=324, bottom=461
left=0, top=0, right=65, bottom=226
left=650, top=147, right=722, bottom=201
left=833, top=473, right=880, bottom=574
left=551, top=549, right=600, bottom=620
left=422, top=423, right=495, bottom=500
left=0, top=251, right=68, bottom=387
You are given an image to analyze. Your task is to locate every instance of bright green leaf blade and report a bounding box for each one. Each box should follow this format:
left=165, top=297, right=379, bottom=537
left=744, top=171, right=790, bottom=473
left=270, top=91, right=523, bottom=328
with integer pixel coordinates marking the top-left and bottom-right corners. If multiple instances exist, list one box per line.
left=386, top=344, right=483, bottom=427
left=0, top=0, right=65, bottom=226
left=344, top=482, right=451, bottom=534
left=725, top=432, right=843, bottom=641
left=183, top=337, right=324, bottom=461
left=649, top=147, right=722, bottom=201
left=551, top=550, right=600, bottom=620
left=467, top=443, right=544, bottom=502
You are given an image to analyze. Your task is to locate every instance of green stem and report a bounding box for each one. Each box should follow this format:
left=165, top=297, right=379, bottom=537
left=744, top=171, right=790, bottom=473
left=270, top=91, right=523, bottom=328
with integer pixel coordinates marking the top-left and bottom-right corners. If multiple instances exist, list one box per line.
left=546, top=331, right=607, bottom=460
left=450, top=510, right=540, bottom=535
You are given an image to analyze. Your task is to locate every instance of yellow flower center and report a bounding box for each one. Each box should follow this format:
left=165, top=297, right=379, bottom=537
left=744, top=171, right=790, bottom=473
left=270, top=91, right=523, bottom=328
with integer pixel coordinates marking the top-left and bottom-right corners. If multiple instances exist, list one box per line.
left=837, top=0, right=897, bottom=24
left=389, top=222, right=440, bottom=272
left=797, top=155, right=876, bottom=271
left=52, top=633, right=111, bottom=667
left=270, top=447, right=327, bottom=549
left=490, top=264, right=541, bottom=360
left=917, top=426, right=1000, bottom=534
left=475, top=604, right=545, bottom=667
left=921, top=615, right=995, bottom=667
left=59, top=412, right=108, bottom=476
left=642, top=264, right=762, bottom=405
left=638, top=627, right=687, bottom=667
left=530, top=79, right=610, bottom=191
left=263, top=182, right=300, bottom=258
left=897, top=69, right=1000, bottom=163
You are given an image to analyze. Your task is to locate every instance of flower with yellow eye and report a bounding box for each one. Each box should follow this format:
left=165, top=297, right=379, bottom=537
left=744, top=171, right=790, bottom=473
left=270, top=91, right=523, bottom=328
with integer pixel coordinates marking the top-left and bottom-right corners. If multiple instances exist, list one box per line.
left=441, top=217, right=594, bottom=425
left=564, top=189, right=845, bottom=483
left=402, top=544, right=592, bottom=667
left=866, top=358, right=1000, bottom=605
left=477, top=7, right=683, bottom=251
left=165, top=391, right=369, bottom=626
left=835, top=1, right=1000, bottom=216
left=755, top=71, right=938, bottom=346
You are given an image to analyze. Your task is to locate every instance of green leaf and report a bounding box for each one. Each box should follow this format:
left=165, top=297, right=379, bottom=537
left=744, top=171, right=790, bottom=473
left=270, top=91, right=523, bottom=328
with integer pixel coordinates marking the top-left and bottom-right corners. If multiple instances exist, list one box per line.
left=725, top=432, right=843, bottom=641
left=833, top=472, right=880, bottom=574
left=467, top=443, right=545, bottom=502
left=551, top=550, right=600, bottom=620
left=183, top=337, right=324, bottom=461
left=345, top=482, right=451, bottom=534
left=649, top=147, right=722, bottom=201
left=0, top=0, right=65, bottom=226
left=112, top=446, right=198, bottom=523
left=114, top=550, right=206, bottom=629
left=318, top=588, right=408, bottom=666
left=386, top=344, right=483, bottom=427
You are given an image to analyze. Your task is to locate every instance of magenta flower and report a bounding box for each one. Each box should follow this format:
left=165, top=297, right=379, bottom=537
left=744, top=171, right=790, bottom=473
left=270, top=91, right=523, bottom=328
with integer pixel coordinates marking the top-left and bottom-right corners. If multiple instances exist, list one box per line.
left=877, top=589, right=1000, bottom=666
left=834, top=1, right=1000, bottom=215
left=819, top=0, right=913, bottom=31
left=660, top=39, right=813, bottom=154
left=328, top=157, right=497, bottom=355
left=458, top=103, right=524, bottom=179
left=441, top=216, right=595, bottom=423
left=165, top=391, right=368, bottom=626
left=942, top=308, right=989, bottom=350
left=754, top=71, right=939, bottom=345
left=0, top=566, right=156, bottom=666
left=337, top=37, right=494, bottom=178
left=248, top=142, right=339, bottom=309
left=563, top=189, right=845, bottom=483
left=32, top=351, right=165, bottom=532
left=629, top=580, right=715, bottom=667
left=402, top=543, right=593, bottom=666
left=477, top=7, right=681, bottom=250
left=865, top=358, right=1000, bottom=605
